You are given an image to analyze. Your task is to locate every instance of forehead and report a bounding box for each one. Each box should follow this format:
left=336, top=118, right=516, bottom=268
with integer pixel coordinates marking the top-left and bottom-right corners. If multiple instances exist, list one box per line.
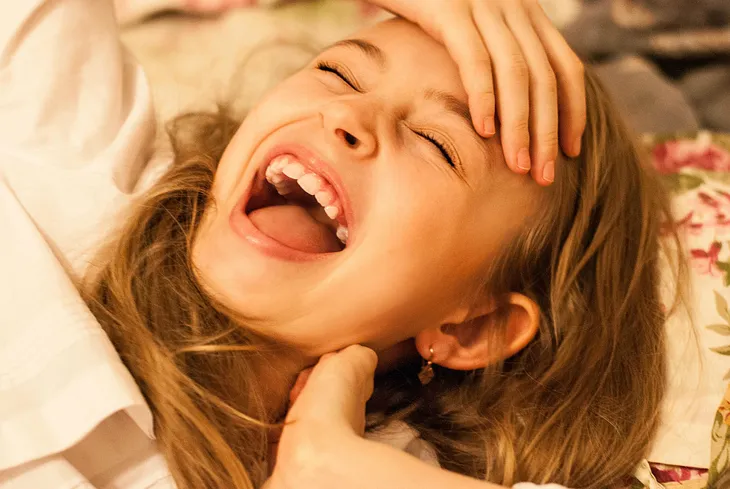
left=349, top=19, right=467, bottom=99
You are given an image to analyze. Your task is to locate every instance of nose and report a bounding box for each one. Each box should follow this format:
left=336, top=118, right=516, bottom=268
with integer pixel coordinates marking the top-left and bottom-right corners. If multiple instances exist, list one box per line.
left=321, top=100, right=378, bottom=159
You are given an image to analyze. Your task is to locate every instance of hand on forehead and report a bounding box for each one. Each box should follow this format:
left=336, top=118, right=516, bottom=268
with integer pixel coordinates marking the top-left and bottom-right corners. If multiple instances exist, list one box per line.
left=351, top=1, right=586, bottom=186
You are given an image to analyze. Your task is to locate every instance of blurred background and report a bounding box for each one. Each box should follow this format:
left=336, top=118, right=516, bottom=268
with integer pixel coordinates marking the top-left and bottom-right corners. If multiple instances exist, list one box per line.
left=117, top=0, right=730, bottom=139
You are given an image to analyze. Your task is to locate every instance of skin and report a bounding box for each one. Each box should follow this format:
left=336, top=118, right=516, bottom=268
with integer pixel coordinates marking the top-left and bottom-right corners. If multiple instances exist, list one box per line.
left=187, top=2, right=586, bottom=485
left=370, top=0, right=586, bottom=184
left=266, top=345, right=508, bottom=489
left=193, top=20, right=543, bottom=364
left=180, top=0, right=587, bottom=183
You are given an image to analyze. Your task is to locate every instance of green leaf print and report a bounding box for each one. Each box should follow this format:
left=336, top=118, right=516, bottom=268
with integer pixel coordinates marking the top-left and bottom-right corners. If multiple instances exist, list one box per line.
left=718, top=262, right=730, bottom=287
left=708, top=409, right=730, bottom=489
left=694, top=170, right=730, bottom=185
left=711, top=345, right=730, bottom=355
left=662, top=173, right=704, bottom=194
left=716, top=291, right=730, bottom=323
left=709, top=324, right=730, bottom=336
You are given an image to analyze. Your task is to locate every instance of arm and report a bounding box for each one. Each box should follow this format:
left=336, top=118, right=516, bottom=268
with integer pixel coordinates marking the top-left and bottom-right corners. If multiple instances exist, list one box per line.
left=267, top=347, right=511, bottom=489
left=267, top=348, right=571, bottom=489
left=326, top=436, right=504, bottom=489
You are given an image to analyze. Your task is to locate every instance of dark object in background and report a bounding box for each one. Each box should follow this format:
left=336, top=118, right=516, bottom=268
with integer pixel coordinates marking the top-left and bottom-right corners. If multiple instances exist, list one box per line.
left=561, top=0, right=730, bottom=133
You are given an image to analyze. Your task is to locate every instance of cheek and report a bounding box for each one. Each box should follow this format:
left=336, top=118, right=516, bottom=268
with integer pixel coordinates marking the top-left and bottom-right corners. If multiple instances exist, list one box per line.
left=211, top=75, right=333, bottom=213
left=372, top=169, right=475, bottom=268
left=242, top=75, right=331, bottom=132
left=346, top=181, right=478, bottom=320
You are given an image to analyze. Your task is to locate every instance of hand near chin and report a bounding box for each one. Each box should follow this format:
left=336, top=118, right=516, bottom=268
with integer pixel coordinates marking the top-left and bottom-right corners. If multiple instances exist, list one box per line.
left=264, top=345, right=377, bottom=489
left=368, top=0, right=586, bottom=185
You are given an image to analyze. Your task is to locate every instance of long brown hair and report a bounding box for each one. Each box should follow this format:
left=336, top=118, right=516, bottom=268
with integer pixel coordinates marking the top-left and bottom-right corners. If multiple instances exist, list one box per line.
left=83, top=70, right=683, bottom=489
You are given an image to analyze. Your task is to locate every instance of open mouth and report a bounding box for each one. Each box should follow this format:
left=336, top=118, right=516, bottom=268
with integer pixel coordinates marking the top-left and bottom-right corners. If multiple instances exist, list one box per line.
left=240, top=152, right=350, bottom=256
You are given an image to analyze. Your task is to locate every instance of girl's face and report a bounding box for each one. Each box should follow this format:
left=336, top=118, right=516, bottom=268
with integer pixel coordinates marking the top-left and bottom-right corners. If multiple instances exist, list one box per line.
left=194, top=19, right=539, bottom=357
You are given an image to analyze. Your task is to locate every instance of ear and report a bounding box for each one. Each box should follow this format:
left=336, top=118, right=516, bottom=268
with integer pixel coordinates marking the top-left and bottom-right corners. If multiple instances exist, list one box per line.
left=415, top=293, right=540, bottom=371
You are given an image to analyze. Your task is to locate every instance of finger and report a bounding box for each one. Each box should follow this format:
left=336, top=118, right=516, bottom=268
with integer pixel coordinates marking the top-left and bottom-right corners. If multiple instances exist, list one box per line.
left=439, top=11, right=497, bottom=137
left=288, top=368, right=313, bottom=407
left=503, top=7, right=558, bottom=185
left=302, top=346, right=377, bottom=406
left=527, top=1, right=586, bottom=158
left=335, top=345, right=378, bottom=400
left=472, top=2, right=532, bottom=175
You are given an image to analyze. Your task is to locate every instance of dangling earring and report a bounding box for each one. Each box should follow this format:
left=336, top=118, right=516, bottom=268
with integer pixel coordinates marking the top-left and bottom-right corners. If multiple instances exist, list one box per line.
left=418, top=346, right=435, bottom=385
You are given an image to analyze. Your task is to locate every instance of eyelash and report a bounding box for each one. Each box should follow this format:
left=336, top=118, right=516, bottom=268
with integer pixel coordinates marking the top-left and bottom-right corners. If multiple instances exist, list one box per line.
left=415, top=131, right=456, bottom=168
left=315, top=61, right=358, bottom=90
left=315, top=60, right=456, bottom=169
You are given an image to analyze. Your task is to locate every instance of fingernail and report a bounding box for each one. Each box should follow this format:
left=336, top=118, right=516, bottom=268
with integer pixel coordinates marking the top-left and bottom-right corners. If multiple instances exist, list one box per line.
left=573, top=137, right=582, bottom=156
left=483, top=117, right=496, bottom=137
left=516, top=148, right=531, bottom=171
left=543, top=160, right=555, bottom=183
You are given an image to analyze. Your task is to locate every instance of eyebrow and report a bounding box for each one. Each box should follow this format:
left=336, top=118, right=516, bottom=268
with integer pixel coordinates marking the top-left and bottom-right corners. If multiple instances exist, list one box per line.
left=424, top=89, right=473, bottom=130
left=330, top=40, right=472, bottom=126
left=329, top=39, right=387, bottom=70
left=328, top=37, right=486, bottom=174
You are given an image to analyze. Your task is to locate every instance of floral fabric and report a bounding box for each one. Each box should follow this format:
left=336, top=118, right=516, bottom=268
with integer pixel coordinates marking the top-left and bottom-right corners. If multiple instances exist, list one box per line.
left=621, top=132, right=730, bottom=489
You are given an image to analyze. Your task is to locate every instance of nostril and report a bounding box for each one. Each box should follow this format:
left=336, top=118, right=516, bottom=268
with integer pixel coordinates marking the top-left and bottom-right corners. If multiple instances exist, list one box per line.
left=339, top=129, right=359, bottom=148
left=344, top=132, right=358, bottom=147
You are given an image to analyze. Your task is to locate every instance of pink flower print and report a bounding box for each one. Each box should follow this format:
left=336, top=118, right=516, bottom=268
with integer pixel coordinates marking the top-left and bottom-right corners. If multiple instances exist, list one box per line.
left=718, top=212, right=730, bottom=231
left=691, top=241, right=722, bottom=276
left=672, top=210, right=704, bottom=236
left=716, top=189, right=730, bottom=202
left=698, top=191, right=721, bottom=209
left=650, top=463, right=708, bottom=483
left=653, top=137, right=730, bottom=174
left=692, top=191, right=730, bottom=235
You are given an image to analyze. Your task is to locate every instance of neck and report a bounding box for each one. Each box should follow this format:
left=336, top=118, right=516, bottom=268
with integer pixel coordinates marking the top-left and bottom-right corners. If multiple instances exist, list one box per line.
left=251, top=345, right=310, bottom=422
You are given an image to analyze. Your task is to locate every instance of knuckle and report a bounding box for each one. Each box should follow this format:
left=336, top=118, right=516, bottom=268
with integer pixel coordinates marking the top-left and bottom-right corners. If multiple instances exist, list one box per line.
left=540, top=131, right=560, bottom=155
left=538, top=68, right=558, bottom=94
left=473, top=49, right=492, bottom=66
left=512, top=118, right=531, bottom=136
left=541, top=126, right=559, bottom=142
left=507, top=53, right=529, bottom=80
left=481, top=88, right=496, bottom=100
left=473, top=76, right=496, bottom=97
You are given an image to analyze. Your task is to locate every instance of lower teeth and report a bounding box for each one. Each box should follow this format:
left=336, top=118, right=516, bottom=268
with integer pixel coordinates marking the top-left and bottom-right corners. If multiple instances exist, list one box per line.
left=336, top=226, right=349, bottom=244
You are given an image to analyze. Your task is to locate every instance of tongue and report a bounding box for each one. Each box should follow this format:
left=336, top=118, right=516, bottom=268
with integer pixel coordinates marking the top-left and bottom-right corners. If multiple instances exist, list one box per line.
left=249, top=204, right=341, bottom=253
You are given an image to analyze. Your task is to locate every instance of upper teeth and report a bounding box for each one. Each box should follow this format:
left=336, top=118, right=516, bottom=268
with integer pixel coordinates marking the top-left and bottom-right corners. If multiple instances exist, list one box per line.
left=265, top=155, right=349, bottom=245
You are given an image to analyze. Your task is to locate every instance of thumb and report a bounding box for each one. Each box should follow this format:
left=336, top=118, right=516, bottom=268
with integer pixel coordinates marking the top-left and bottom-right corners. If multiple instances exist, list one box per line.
left=287, top=345, right=378, bottom=432
left=316, top=345, right=378, bottom=404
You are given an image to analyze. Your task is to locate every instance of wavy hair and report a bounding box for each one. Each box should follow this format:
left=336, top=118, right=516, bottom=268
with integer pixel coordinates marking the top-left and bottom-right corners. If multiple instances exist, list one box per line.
left=83, top=69, right=684, bottom=489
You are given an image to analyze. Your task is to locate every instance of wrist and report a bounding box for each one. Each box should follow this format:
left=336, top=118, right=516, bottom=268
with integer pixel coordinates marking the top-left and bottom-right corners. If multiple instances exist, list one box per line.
left=318, top=434, right=372, bottom=489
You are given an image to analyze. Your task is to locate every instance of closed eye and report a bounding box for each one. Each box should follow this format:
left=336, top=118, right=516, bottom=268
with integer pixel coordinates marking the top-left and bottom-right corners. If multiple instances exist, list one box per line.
left=415, top=130, right=456, bottom=168
left=315, top=61, right=360, bottom=91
